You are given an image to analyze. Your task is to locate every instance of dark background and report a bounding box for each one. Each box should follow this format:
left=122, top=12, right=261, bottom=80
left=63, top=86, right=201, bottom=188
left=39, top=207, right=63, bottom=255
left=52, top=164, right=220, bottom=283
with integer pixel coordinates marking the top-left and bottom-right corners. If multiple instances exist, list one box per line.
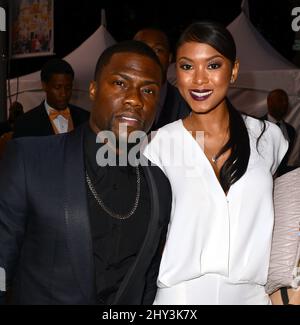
left=6, top=0, right=300, bottom=79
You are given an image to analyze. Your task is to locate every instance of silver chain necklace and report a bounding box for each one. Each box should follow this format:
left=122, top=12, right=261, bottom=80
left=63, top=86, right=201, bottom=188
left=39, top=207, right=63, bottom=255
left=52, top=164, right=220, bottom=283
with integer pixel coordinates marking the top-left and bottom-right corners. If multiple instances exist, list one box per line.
left=85, top=166, right=141, bottom=220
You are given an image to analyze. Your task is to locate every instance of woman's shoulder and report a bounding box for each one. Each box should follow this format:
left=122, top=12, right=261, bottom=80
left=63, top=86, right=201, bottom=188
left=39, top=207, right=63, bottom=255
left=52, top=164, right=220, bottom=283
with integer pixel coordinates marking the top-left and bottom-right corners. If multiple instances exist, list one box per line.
left=157, top=119, right=184, bottom=133
left=142, top=119, right=186, bottom=165
left=242, top=114, right=288, bottom=172
left=148, top=119, right=184, bottom=142
left=242, top=114, right=282, bottom=140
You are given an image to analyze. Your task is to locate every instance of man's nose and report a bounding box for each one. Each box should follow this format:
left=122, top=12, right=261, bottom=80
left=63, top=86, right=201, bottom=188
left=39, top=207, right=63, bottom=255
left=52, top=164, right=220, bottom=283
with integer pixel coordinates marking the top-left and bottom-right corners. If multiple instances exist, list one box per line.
left=124, top=88, right=143, bottom=108
left=60, top=87, right=71, bottom=98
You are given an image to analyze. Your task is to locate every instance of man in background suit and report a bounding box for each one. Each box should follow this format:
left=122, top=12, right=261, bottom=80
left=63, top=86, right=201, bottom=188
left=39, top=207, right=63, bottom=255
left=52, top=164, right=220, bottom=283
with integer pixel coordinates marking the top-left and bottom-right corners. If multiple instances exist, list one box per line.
left=0, top=41, right=171, bottom=305
left=0, top=101, right=24, bottom=159
left=133, top=28, right=190, bottom=130
left=13, top=58, right=89, bottom=138
left=263, top=89, right=296, bottom=176
left=0, top=101, right=24, bottom=137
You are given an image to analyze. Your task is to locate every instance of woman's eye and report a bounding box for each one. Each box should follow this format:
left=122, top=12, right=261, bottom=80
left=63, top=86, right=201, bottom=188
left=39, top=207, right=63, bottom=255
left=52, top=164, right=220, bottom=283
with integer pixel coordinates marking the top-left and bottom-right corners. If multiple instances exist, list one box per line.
left=180, top=64, right=192, bottom=70
left=208, top=63, right=221, bottom=69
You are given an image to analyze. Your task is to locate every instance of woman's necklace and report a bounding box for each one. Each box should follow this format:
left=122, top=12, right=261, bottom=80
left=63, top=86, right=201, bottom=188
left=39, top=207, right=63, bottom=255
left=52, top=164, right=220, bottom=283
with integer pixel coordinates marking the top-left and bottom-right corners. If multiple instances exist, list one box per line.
left=186, top=112, right=229, bottom=165
left=211, top=128, right=229, bottom=164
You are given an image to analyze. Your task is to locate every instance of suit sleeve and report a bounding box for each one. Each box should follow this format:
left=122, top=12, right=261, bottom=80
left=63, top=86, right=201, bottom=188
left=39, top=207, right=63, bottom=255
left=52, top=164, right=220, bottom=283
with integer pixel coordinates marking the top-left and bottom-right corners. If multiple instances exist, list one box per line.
left=142, top=218, right=169, bottom=305
left=0, top=141, right=28, bottom=303
left=142, top=175, right=172, bottom=305
left=269, top=123, right=289, bottom=175
left=12, top=117, right=27, bottom=138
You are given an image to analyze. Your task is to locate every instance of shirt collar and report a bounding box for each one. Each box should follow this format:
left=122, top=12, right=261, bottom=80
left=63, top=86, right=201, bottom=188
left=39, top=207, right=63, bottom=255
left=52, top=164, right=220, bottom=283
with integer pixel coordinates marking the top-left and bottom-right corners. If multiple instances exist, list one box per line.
left=44, top=100, right=69, bottom=115
left=83, top=125, right=137, bottom=176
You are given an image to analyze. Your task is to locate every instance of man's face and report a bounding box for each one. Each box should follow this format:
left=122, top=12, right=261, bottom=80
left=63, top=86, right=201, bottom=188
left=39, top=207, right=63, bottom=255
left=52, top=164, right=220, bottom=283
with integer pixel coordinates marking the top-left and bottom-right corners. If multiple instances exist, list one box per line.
left=134, top=29, right=171, bottom=81
left=42, top=73, right=73, bottom=111
left=89, top=52, right=162, bottom=141
left=267, top=91, right=289, bottom=120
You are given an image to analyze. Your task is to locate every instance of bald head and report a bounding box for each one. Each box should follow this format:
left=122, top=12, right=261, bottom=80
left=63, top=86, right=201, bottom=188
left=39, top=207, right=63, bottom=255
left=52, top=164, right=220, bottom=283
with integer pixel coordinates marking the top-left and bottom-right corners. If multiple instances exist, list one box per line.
left=267, top=89, right=289, bottom=121
left=133, top=28, right=172, bottom=81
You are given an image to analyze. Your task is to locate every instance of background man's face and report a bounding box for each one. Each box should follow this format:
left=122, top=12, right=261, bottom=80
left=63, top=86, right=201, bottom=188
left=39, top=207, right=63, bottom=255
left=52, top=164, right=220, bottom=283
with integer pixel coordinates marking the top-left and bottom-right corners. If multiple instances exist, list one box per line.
left=42, top=73, right=73, bottom=110
left=134, top=29, right=171, bottom=81
left=89, top=52, right=162, bottom=140
left=267, top=91, right=289, bottom=120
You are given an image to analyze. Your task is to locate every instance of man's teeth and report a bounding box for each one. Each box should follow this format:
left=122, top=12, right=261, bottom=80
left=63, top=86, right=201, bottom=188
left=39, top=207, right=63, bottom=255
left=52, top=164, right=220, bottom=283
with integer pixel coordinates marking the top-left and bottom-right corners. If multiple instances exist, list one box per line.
left=121, top=117, right=138, bottom=121
left=191, top=90, right=213, bottom=98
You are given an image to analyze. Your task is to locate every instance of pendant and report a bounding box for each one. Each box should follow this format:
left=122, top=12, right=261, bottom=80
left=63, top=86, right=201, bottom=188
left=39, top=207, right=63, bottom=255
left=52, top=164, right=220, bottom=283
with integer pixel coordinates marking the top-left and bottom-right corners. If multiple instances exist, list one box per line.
left=212, top=156, right=217, bottom=164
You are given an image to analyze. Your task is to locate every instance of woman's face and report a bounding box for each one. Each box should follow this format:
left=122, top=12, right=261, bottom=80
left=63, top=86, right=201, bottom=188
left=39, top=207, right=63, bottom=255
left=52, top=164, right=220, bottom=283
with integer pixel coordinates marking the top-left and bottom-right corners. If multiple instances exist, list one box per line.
left=176, top=41, right=239, bottom=114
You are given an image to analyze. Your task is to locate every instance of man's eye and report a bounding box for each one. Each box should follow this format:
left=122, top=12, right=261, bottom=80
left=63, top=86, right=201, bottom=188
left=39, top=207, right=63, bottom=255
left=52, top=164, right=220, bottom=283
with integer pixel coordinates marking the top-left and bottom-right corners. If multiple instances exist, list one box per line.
left=208, top=63, right=221, bottom=69
left=180, top=64, right=192, bottom=70
left=154, top=47, right=164, bottom=54
left=142, top=88, right=154, bottom=95
left=113, top=80, right=125, bottom=87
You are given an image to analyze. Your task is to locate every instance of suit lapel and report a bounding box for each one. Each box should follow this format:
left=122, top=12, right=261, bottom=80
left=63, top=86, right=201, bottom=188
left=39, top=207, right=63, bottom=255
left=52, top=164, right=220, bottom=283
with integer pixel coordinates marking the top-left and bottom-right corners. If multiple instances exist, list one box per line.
left=39, top=103, right=56, bottom=135
left=69, top=105, right=78, bottom=127
left=113, top=158, right=160, bottom=304
left=64, top=126, right=96, bottom=303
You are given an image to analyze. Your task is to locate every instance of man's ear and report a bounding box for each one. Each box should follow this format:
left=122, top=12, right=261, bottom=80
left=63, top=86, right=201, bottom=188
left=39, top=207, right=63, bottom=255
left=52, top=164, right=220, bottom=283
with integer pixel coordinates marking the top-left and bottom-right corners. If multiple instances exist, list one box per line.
left=41, top=81, right=47, bottom=92
left=89, top=81, right=97, bottom=100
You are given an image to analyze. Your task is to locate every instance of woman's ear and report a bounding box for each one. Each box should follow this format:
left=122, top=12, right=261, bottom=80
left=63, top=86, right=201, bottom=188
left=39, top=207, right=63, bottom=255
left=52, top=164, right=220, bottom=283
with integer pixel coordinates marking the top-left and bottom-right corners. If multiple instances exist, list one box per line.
left=230, top=59, right=240, bottom=84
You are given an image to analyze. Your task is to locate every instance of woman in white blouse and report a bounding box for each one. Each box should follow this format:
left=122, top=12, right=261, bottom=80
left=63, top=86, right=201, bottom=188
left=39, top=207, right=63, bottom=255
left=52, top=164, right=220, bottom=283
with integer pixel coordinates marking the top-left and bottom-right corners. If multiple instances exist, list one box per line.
left=143, top=21, right=288, bottom=305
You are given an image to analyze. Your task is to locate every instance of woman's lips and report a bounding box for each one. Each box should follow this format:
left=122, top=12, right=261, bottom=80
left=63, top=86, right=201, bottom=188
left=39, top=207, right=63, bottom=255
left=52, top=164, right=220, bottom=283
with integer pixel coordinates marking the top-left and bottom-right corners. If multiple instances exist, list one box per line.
left=189, top=89, right=213, bottom=101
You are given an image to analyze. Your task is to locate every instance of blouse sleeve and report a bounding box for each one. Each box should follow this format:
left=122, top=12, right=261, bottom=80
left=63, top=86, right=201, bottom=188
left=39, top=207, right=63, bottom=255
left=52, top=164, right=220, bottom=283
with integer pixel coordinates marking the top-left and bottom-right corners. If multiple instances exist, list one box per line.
left=268, top=122, right=289, bottom=175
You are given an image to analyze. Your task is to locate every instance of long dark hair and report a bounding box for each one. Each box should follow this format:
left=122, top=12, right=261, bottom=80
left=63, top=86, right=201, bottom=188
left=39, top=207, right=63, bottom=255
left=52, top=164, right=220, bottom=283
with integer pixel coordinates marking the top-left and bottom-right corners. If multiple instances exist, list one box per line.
left=177, top=21, right=253, bottom=193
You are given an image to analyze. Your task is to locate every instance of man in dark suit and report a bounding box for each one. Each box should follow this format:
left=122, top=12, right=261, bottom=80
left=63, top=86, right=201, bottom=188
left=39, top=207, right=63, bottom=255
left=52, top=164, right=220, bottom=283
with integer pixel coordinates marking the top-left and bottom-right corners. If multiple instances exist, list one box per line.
left=0, top=101, right=24, bottom=159
left=133, top=28, right=190, bottom=130
left=0, top=101, right=24, bottom=137
left=0, top=41, right=172, bottom=304
left=13, top=58, right=89, bottom=138
left=263, top=89, right=297, bottom=176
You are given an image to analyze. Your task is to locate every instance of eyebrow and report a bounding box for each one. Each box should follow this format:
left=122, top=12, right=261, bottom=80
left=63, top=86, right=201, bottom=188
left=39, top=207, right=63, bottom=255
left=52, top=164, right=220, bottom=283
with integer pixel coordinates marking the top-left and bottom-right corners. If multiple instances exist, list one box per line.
left=139, top=39, right=166, bottom=47
left=113, top=72, right=161, bottom=87
left=152, top=42, right=166, bottom=47
left=177, top=55, right=224, bottom=62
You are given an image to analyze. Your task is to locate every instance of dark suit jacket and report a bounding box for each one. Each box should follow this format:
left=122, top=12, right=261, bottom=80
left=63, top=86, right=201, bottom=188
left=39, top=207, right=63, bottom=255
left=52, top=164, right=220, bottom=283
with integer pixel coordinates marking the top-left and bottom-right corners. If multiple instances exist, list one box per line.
left=0, top=125, right=172, bottom=304
left=151, top=82, right=190, bottom=131
left=262, top=115, right=296, bottom=176
left=0, top=121, right=12, bottom=137
left=13, top=101, right=90, bottom=138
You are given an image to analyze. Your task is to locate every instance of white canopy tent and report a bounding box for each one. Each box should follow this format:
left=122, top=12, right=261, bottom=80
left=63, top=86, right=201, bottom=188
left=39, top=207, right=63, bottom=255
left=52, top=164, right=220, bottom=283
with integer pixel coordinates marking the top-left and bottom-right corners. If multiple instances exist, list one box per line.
left=227, top=6, right=300, bottom=165
left=7, top=24, right=116, bottom=112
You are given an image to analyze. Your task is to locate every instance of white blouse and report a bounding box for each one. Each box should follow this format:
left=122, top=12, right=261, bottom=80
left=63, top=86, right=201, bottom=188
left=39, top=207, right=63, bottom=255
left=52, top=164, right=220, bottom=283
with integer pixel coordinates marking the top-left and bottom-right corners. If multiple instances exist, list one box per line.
left=143, top=116, right=288, bottom=289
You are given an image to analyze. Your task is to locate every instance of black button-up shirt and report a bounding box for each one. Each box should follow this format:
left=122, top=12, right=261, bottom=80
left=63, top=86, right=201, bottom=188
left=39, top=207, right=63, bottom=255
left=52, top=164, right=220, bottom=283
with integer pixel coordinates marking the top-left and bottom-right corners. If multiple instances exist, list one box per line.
left=84, top=125, right=150, bottom=304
